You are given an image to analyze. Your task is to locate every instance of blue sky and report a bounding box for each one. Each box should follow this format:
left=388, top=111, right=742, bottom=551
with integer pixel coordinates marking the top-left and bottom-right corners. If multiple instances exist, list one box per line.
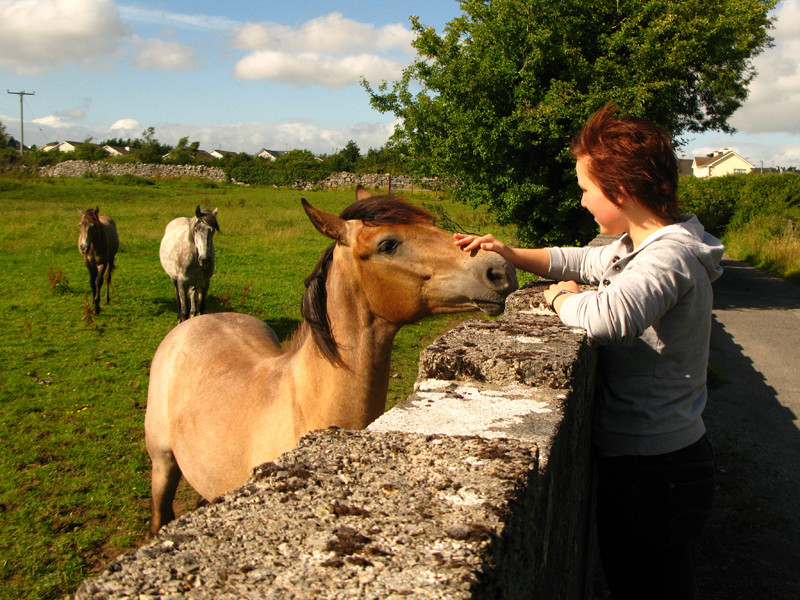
left=1, top=0, right=799, bottom=168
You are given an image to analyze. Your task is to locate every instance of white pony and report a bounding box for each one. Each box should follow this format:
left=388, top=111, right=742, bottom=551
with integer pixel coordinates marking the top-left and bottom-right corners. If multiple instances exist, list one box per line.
left=159, top=206, right=220, bottom=322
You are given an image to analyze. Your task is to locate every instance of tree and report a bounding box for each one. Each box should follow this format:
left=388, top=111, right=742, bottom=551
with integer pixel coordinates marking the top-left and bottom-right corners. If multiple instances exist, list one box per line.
left=324, top=140, right=361, bottom=172
left=132, top=127, right=168, bottom=164
left=364, top=0, right=776, bottom=245
left=164, top=136, right=201, bottom=164
left=73, top=137, right=108, bottom=161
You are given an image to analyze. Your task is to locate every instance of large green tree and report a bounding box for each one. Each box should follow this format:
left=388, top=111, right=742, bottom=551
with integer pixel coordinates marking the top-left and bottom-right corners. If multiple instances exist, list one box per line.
left=365, top=0, right=776, bottom=245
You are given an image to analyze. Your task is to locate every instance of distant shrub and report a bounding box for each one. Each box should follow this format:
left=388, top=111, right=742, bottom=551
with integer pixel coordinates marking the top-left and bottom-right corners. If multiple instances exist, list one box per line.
left=679, top=173, right=800, bottom=237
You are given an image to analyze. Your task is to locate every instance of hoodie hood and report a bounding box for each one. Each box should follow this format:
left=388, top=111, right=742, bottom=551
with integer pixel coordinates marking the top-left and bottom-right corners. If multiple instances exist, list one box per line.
left=639, top=214, right=725, bottom=283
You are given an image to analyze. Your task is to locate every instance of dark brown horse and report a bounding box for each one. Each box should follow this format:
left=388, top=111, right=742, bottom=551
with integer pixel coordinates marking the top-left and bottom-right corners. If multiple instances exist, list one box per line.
left=78, top=207, right=119, bottom=315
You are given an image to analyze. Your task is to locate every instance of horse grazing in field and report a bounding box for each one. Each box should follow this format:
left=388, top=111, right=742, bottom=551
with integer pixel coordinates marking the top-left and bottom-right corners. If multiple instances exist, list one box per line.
left=145, top=187, right=518, bottom=535
left=78, top=207, right=119, bottom=315
left=159, top=206, right=220, bottom=322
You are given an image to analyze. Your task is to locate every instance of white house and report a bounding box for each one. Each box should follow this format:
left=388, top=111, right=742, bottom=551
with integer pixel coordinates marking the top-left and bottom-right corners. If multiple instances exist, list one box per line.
left=256, top=148, right=288, bottom=161
left=210, top=149, right=237, bottom=159
left=44, top=141, right=82, bottom=153
left=692, top=149, right=755, bottom=178
left=103, top=144, right=131, bottom=156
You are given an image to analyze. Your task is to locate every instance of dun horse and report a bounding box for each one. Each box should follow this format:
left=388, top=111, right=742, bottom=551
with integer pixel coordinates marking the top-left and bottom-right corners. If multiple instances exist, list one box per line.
left=159, top=206, right=220, bottom=322
left=77, top=207, right=119, bottom=315
left=145, top=188, right=518, bottom=534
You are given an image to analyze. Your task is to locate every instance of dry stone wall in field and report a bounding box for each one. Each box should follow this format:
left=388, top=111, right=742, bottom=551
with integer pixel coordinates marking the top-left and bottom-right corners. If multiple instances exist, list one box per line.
left=75, top=282, right=599, bottom=600
left=38, top=160, right=229, bottom=183
left=36, top=161, right=440, bottom=192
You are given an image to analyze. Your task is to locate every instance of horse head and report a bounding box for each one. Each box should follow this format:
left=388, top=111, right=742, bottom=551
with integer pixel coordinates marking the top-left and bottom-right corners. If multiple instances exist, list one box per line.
left=300, top=190, right=518, bottom=363
left=191, top=205, right=220, bottom=266
left=78, top=207, right=101, bottom=254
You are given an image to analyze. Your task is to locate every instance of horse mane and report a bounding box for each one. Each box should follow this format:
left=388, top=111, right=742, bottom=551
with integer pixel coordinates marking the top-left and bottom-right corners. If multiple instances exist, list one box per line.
left=83, top=207, right=101, bottom=224
left=196, top=208, right=221, bottom=232
left=297, top=195, right=434, bottom=367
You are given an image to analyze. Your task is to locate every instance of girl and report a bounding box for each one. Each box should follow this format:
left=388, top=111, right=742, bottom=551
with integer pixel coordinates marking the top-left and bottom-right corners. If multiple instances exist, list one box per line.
left=455, top=103, right=724, bottom=599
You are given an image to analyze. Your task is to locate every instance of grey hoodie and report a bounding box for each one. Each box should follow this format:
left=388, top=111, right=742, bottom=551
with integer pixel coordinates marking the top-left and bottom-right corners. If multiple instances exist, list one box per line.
left=547, top=215, right=725, bottom=456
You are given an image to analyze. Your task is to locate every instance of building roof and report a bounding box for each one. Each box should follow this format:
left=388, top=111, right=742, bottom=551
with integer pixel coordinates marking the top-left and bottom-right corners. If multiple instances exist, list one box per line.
left=692, top=148, right=755, bottom=169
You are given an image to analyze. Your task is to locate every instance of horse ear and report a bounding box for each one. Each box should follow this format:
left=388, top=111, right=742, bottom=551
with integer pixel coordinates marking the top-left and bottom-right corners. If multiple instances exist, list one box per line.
left=355, top=185, right=371, bottom=201
left=302, top=199, right=348, bottom=244
left=212, top=208, right=218, bottom=216
left=195, top=205, right=202, bottom=218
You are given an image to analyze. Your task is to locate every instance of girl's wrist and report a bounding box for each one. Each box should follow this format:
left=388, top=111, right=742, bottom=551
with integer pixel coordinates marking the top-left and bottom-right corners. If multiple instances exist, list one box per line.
left=548, top=289, right=577, bottom=313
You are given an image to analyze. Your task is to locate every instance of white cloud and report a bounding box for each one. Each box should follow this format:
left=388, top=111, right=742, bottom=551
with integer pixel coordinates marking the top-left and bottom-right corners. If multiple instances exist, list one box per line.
left=133, top=37, right=198, bottom=71
left=0, top=0, right=129, bottom=74
left=729, top=0, right=800, bottom=136
left=32, top=114, right=73, bottom=129
left=234, top=50, right=406, bottom=88
left=231, top=13, right=414, bottom=54
left=151, top=119, right=398, bottom=155
left=230, top=12, right=414, bottom=87
left=110, top=118, right=141, bottom=131
left=19, top=115, right=397, bottom=155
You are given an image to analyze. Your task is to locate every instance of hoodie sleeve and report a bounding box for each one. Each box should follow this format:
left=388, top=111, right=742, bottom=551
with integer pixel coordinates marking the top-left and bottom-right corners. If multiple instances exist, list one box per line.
left=547, top=241, right=624, bottom=285
left=556, top=239, right=700, bottom=344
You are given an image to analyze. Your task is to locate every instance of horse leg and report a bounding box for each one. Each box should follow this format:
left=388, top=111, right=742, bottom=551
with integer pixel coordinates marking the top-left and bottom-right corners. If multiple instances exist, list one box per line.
left=189, top=285, right=198, bottom=318
left=86, top=262, right=100, bottom=314
left=104, top=258, right=114, bottom=305
left=197, top=281, right=209, bottom=316
left=176, top=279, right=191, bottom=322
left=94, top=264, right=107, bottom=314
left=148, top=447, right=182, bottom=536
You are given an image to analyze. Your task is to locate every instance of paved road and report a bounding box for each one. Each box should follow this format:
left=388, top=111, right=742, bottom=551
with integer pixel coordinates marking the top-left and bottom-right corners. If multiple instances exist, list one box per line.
left=697, top=258, right=800, bottom=599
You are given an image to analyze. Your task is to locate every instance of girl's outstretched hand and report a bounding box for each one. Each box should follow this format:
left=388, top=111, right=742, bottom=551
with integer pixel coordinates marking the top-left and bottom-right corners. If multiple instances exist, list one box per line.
left=453, top=232, right=507, bottom=255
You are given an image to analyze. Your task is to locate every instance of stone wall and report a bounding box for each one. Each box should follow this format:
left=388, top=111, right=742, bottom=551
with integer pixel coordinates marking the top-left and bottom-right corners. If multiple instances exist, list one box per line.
left=74, top=283, right=598, bottom=600
left=38, top=160, right=229, bottom=183
left=36, top=161, right=441, bottom=192
left=297, top=172, right=442, bottom=192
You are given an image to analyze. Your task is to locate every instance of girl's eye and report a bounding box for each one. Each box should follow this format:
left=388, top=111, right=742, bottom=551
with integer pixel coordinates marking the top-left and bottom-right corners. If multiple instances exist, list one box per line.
left=378, top=239, right=400, bottom=254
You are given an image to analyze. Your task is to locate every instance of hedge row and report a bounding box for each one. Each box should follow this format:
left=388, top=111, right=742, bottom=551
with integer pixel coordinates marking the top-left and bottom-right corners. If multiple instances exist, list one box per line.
left=226, top=165, right=332, bottom=186
left=679, top=173, right=800, bottom=236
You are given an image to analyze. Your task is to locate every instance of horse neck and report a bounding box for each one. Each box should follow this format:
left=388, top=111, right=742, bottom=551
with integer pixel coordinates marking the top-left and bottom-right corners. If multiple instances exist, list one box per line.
left=292, top=263, right=400, bottom=431
left=87, top=226, right=107, bottom=257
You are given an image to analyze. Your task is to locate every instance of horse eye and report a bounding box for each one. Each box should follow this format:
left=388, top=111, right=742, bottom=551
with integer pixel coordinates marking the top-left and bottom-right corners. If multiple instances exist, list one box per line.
left=378, top=239, right=400, bottom=254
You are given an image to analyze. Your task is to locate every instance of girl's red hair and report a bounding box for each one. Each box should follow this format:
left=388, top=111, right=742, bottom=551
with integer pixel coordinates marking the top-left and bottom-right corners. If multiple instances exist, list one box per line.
left=570, top=103, right=679, bottom=219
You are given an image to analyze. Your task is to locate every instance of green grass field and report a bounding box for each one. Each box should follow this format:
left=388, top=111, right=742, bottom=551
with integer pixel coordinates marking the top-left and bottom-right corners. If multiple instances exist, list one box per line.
left=0, top=173, right=520, bottom=600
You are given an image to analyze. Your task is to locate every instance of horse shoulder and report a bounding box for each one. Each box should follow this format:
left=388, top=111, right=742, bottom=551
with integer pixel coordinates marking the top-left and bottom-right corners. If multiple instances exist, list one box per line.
left=151, top=313, right=287, bottom=496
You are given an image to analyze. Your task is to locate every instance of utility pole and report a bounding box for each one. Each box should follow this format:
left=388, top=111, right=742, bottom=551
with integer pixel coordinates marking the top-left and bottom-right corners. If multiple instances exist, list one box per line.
left=6, top=90, right=35, bottom=155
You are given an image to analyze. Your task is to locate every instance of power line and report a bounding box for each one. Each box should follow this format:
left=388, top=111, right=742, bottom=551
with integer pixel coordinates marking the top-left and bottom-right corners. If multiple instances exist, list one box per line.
left=6, top=90, right=35, bottom=155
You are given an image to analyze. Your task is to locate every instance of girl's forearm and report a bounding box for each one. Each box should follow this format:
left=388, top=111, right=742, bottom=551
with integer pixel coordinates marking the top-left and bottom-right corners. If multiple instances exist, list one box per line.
left=504, top=247, right=551, bottom=277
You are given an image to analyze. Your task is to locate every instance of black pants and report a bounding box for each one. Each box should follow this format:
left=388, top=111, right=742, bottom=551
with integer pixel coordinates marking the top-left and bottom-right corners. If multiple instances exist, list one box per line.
left=595, top=436, right=715, bottom=600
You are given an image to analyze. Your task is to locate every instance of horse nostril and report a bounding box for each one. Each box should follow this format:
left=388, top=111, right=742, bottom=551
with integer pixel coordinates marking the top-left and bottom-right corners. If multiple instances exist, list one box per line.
left=487, top=267, right=504, bottom=283
left=485, top=264, right=518, bottom=293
